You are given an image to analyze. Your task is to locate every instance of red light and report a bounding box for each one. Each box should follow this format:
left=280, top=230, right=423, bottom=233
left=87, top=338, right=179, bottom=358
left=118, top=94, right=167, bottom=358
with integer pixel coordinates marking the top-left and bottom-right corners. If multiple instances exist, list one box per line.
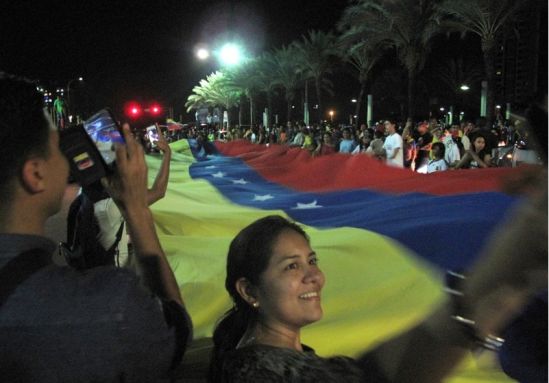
left=124, top=102, right=142, bottom=118
left=149, top=103, right=162, bottom=116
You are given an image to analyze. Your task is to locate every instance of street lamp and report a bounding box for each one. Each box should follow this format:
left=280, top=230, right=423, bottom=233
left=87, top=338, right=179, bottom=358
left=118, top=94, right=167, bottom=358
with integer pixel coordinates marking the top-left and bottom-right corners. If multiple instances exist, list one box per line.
left=196, top=47, right=210, bottom=60
left=329, top=110, right=334, bottom=122
left=219, top=43, right=244, bottom=66
left=460, top=84, right=470, bottom=91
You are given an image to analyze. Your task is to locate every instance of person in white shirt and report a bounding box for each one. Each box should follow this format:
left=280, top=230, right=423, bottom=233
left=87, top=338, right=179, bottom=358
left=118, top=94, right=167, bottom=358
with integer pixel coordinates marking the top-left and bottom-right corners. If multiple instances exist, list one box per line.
left=382, top=119, right=404, bottom=168
left=427, top=142, right=448, bottom=173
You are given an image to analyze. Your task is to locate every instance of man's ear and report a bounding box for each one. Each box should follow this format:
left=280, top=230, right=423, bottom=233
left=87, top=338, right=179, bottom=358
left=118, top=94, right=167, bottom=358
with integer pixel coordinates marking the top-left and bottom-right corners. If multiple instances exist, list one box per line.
left=235, top=277, right=258, bottom=306
left=21, top=158, right=46, bottom=193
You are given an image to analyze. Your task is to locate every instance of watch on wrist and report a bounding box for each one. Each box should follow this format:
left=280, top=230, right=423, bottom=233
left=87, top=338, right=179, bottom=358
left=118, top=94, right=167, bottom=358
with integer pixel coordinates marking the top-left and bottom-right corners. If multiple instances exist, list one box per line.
left=445, top=270, right=505, bottom=351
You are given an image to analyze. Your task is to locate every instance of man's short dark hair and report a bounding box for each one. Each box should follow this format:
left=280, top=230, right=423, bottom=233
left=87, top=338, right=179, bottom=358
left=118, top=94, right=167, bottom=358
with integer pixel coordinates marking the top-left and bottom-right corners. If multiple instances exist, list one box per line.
left=0, top=72, right=51, bottom=200
left=432, top=142, right=445, bottom=158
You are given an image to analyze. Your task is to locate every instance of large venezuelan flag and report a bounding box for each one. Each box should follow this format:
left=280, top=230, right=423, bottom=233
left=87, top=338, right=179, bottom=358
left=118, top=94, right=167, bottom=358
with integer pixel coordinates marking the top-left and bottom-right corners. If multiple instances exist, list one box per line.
left=147, top=139, right=529, bottom=382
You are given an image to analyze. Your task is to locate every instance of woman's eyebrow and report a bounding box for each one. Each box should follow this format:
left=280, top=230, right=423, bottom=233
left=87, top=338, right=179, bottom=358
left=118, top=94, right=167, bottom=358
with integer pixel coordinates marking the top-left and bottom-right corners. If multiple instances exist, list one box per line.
left=276, top=251, right=316, bottom=263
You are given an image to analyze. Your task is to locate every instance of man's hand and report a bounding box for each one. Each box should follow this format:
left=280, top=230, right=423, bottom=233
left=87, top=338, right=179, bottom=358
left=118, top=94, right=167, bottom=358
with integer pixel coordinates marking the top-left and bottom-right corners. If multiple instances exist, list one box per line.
left=102, top=123, right=148, bottom=214
left=155, top=124, right=171, bottom=155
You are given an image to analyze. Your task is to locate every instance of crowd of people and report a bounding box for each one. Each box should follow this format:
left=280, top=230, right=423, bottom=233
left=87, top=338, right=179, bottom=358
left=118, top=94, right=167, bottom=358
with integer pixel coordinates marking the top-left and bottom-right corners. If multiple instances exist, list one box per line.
left=0, top=71, right=547, bottom=382
left=171, top=113, right=537, bottom=174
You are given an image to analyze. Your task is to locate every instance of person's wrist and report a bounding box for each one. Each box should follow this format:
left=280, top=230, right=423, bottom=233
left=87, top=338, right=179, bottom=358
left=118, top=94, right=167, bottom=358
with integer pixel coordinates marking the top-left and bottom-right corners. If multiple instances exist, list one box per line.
left=122, top=203, right=151, bottom=221
left=445, top=270, right=505, bottom=351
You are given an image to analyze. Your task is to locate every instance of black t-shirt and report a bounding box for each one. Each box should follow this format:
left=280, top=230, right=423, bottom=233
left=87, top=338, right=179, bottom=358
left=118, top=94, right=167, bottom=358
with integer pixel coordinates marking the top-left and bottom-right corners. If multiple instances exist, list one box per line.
left=220, top=344, right=389, bottom=382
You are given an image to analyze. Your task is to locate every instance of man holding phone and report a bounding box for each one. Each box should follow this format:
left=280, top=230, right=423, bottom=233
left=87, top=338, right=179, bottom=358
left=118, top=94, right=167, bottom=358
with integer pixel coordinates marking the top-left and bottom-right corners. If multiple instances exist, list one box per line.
left=85, top=121, right=172, bottom=268
left=0, top=72, right=191, bottom=382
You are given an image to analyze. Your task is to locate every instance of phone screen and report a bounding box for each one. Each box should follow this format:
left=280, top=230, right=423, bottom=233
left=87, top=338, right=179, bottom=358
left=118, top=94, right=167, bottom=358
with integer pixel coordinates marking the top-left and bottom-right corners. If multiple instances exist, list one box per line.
left=146, top=125, right=159, bottom=147
left=83, top=109, right=124, bottom=165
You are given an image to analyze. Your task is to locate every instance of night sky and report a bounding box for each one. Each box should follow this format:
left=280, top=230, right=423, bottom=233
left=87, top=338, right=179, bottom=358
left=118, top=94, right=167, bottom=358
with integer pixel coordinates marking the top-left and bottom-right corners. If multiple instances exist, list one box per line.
left=2, top=1, right=546, bottom=122
left=1, top=0, right=348, bottom=118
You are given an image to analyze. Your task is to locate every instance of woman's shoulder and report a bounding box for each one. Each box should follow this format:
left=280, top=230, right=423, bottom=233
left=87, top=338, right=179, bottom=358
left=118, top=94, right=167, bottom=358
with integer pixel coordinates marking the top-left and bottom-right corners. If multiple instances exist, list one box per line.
left=222, top=344, right=366, bottom=382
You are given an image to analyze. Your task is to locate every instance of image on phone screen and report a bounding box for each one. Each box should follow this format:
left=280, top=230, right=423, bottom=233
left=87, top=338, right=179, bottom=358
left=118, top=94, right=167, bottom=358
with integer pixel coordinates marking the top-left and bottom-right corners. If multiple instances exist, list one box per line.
left=146, top=125, right=159, bottom=147
left=83, top=109, right=124, bottom=165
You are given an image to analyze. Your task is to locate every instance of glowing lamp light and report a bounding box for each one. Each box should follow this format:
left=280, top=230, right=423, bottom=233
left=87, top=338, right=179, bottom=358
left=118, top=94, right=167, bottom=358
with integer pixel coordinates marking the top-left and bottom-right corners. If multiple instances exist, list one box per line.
left=460, top=85, right=470, bottom=91
left=197, top=48, right=210, bottom=60
left=219, top=43, right=243, bottom=66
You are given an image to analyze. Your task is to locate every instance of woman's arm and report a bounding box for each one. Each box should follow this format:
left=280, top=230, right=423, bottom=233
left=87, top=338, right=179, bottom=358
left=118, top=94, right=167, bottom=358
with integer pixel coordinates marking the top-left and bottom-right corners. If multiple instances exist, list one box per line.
left=147, top=129, right=172, bottom=205
left=468, top=150, right=491, bottom=168
left=453, top=150, right=472, bottom=169
left=104, top=125, right=183, bottom=306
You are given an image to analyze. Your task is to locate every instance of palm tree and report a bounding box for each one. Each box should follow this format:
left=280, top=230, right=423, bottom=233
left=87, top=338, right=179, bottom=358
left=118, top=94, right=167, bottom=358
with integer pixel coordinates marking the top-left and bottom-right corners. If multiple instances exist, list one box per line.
left=271, top=45, right=303, bottom=123
left=293, top=30, right=339, bottom=123
left=226, top=59, right=263, bottom=127
left=253, top=53, right=280, bottom=128
left=185, top=79, right=213, bottom=115
left=185, top=71, right=240, bottom=127
left=338, top=0, right=443, bottom=120
left=337, top=34, right=384, bottom=126
left=437, top=0, right=524, bottom=124
left=430, top=56, right=484, bottom=114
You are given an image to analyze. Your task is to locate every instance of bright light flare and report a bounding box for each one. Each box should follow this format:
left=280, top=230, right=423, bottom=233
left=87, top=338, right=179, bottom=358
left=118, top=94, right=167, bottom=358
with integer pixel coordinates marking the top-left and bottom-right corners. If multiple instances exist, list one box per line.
left=149, top=103, right=162, bottom=115
left=125, top=102, right=143, bottom=118
left=197, top=48, right=210, bottom=60
left=219, top=43, right=242, bottom=66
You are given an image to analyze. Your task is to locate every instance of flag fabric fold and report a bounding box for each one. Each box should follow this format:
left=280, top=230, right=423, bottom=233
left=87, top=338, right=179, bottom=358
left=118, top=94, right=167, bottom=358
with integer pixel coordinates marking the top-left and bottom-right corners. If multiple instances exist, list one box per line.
left=147, top=139, right=528, bottom=382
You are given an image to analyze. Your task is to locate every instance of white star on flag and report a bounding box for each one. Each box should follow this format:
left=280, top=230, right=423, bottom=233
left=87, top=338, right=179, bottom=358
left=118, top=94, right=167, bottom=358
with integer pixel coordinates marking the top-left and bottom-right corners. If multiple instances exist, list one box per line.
left=205, top=165, right=217, bottom=169
left=212, top=172, right=226, bottom=178
left=292, top=200, right=323, bottom=209
left=232, top=178, right=249, bottom=184
left=253, top=194, right=274, bottom=201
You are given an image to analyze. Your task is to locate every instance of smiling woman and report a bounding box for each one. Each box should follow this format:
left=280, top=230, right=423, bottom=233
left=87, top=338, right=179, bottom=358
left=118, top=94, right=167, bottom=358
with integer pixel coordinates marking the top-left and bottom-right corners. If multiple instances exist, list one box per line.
left=209, top=215, right=383, bottom=382
left=209, top=202, right=547, bottom=383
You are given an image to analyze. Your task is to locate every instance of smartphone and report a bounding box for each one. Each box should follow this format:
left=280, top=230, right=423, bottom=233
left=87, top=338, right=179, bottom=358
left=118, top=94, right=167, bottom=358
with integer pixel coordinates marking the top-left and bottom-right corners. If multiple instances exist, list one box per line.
left=146, top=124, right=159, bottom=147
left=82, top=108, right=125, bottom=165
left=59, top=108, right=125, bottom=186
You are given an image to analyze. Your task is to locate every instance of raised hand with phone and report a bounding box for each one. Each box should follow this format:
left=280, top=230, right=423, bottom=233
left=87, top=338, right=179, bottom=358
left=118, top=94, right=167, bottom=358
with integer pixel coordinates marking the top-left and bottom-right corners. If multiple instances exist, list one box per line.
left=102, top=123, right=182, bottom=305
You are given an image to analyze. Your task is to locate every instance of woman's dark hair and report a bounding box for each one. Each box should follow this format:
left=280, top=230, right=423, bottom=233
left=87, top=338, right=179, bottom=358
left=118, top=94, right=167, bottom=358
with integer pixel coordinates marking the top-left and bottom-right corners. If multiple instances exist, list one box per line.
left=209, top=215, right=308, bottom=381
left=470, top=132, right=490, bottom=154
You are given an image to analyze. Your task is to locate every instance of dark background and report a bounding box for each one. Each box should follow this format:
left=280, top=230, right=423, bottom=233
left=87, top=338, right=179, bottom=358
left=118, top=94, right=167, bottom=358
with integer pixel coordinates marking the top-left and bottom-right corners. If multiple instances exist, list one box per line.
left=1, top=1, right=349, bottom=119
left=1, top=0, right=546, bottom=123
